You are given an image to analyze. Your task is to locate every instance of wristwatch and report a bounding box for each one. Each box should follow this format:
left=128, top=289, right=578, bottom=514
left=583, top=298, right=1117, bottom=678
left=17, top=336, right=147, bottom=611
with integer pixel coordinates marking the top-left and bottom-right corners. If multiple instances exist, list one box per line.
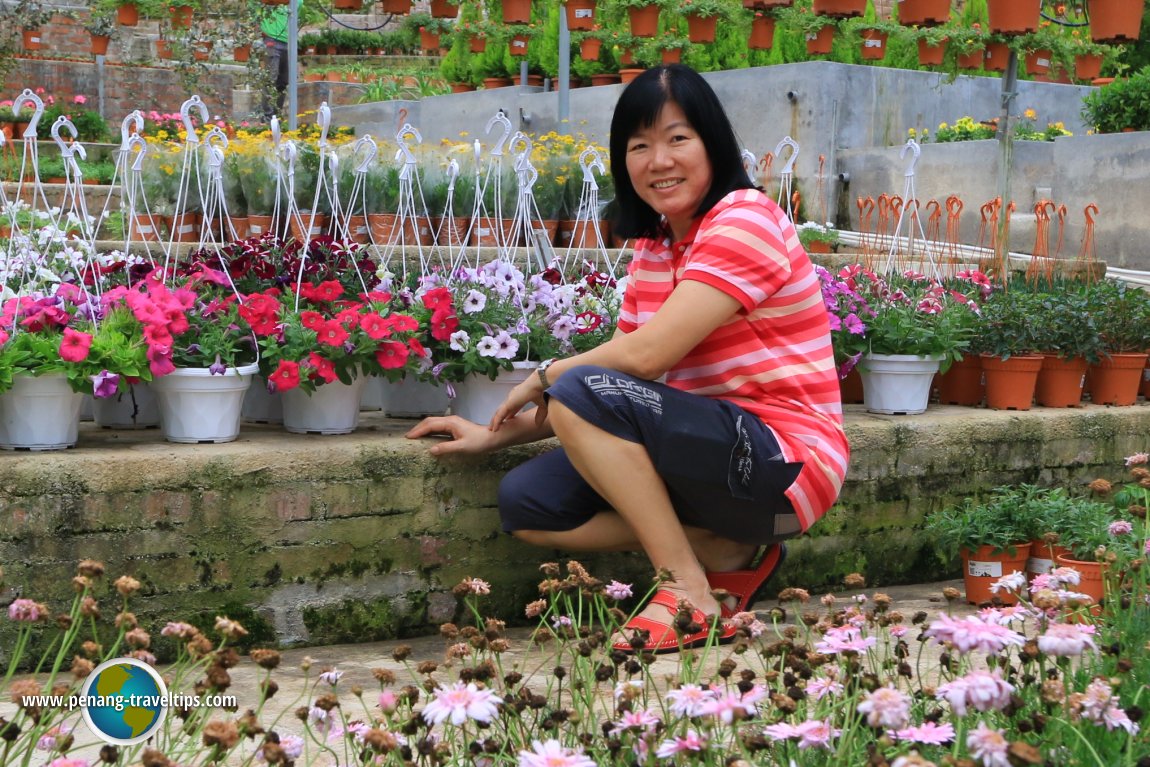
left=537, top=358, right=557, bottom=389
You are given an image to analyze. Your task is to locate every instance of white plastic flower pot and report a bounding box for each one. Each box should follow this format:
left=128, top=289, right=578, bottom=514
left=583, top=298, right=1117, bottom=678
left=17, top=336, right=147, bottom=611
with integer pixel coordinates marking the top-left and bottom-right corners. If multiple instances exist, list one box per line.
left=450, top=362, right=537, bottom=424
left=385, top=378, right=450, bottom=418
left=281, top=375, right=368, bottom=435
left=859, top=353, right=941, bottom=415
left=242, top=375, right=283, bottom=424
left=151, top=365, right=257, bottom=443
left=359, top=376, right=386, bottom=411
left=0, top=373, right=83, bottom=451
left=93, top=382, right=161, bottom=429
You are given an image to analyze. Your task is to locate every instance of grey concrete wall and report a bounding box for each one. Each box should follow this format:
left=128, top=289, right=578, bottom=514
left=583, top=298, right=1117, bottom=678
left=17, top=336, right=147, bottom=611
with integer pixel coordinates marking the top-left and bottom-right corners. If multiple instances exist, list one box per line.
left=332, top=62, right=1150, bottom=270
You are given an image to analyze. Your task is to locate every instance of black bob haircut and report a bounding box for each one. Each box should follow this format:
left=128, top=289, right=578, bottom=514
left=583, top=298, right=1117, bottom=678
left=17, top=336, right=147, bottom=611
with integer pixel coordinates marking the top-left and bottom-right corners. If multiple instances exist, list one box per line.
left=609, top=64, right=754, bottom=240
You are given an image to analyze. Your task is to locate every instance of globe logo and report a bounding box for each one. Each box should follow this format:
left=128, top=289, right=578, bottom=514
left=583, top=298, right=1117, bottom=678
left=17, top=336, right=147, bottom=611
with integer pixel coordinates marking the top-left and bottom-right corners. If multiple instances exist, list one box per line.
left=80, top=657, right=168, bottom=745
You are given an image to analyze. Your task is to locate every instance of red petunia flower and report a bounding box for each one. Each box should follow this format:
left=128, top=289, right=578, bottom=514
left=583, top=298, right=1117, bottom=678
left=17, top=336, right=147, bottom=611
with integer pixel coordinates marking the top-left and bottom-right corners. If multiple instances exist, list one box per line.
left=359, top=312, right=391, bottom=340
left=59, top=328, right=93, bottom=362
left=300, top=310, right=325, bottom=331
left=316, top=320, right=350, bottom=347
left=307, top=352, right=338, bottom=384
left=269, top=359, right=301, bottom=391
left=429, top=307, right=459, bottom=342
left=375, top=340, right=409, bottom=370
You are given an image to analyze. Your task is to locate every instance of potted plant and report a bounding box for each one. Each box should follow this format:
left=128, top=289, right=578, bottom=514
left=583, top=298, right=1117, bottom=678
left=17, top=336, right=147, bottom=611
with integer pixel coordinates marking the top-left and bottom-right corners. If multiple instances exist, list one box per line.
left=814, top=263, right=871, bottom=402
left=910, top=23, right=950, bottom=67
left=779, top=3, right=839, bottom=54
left=925, top=486, right=1038, bottom=604
left=796, top=220, right=839, bottom=253
left=13, top=0, right=54, bottom=51
left=1084, top=279, right=1150, bottom=405
left=679, top=0, right=734, bottom=44
left=85, top=8, right=117, bottom=56
left=1029, top=287, right=1102, bottom=408
left=970, top=289, right=1044, bottom=410
left=1082, top=66, right=1150, bottom=134
left=949, top=21, right=988, bottom=70
left=849, top=268, right=976, bottom=415
left=611, top=0, right=665, bottom=39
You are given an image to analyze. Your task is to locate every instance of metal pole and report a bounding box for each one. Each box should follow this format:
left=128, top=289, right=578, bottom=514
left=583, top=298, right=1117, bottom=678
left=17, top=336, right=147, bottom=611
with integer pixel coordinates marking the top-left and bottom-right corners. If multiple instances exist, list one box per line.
left=558, top=3, right=570, bottom=133
left=995, top=51, right=1018, bottom=279
left=288, top=0, right=299, bottom=131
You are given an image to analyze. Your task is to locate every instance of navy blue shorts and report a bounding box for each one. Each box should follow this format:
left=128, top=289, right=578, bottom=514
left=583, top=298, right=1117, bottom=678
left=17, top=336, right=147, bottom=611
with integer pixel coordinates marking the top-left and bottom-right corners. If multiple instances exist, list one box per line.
left=498, top=365, right=804, bottom=545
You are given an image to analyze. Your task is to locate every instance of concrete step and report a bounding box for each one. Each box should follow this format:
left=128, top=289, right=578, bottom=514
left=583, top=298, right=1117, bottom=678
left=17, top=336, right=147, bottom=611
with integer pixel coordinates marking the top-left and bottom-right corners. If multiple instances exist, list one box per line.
left=1, top=401, right=1146, bottom=646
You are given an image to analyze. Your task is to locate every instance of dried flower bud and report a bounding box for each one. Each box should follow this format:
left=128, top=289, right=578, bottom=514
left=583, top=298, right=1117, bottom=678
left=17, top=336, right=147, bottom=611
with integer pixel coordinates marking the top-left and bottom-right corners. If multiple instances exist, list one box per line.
left=77, top=560, right=105, bottom=578
left=1088, top=478, right=1112, bottom=495
left=942, top=587, right=961, bottom=601
left=202, top=719, right=240, bottom=750
left=843, top=573, right=866, bottom=589
left=114, top=575, right=141, bottom=596
left=250, top=649, right=281, bottom=670
left=372, top=668, right=396, bottom=685
left=392, top=645, right=412, bottom=662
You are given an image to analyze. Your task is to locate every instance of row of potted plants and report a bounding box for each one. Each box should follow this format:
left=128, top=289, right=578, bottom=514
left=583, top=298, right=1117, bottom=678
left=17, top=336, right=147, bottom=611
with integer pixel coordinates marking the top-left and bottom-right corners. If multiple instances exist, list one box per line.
left=0, top=224, right=620, bottom=449
left=819, top=265, right=1150, bottom=415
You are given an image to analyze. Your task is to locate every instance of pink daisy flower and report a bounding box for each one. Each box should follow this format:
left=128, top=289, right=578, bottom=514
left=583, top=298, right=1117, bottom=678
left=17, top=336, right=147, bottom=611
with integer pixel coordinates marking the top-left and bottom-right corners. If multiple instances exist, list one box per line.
left=654, top=730, right=706, bottom=758
left=421, top=682, right=502, bottom=726
left=1037, top=622, right=1097, bottom=657
left=517, top=740, right=596, bottom=767
left=857, top=686, right=911, bottom=729
left=966, top=722, right=1010, bottom=767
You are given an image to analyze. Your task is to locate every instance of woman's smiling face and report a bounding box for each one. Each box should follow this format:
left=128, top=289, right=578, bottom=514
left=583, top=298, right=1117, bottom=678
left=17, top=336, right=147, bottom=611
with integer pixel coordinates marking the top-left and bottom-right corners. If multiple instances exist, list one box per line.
left=623, top=100, right=713, bottom=242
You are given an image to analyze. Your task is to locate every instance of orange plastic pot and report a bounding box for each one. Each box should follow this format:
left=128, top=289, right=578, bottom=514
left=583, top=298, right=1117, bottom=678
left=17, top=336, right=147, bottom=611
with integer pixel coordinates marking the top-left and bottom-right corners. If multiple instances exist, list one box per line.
left=934, top=355, right=984, bottom=406
left=986, top=0, right=1040, bottom=35
left=628, top=4, right=660, bottom=38
left=1087, top=0, right=1144, bottom=43
left=117, top=3, right=139, bottom=25
left=169, top=4, right=193, bottom=30
left=896, top=0, right=951, bottom=26
left=686, top=14, right=717, bottom=43
left=749, top=16, right=775, bottom=50
left=961, top=543, right=1032, bottom=605
left=957, top=47, right=984, bottom=70
left=1074, top=53, right=1104, bottom=80
left=805, top=25, right=835, bottom=55
left=500, top=0, right=532, bottom=23
left=859, top=29, right=887, bottom=60
left=1088, top=353, right=1149, bottom=406
left=983, top=41, right=1010, bottom=72
left=429, top=0, right=459, bottom=18
left=564, top=0, right=596, bottom=31
left=579, top=37, right=601, bottom=61
left=1034, top=355, right=1086, bottom=408
left=813, top=0, right=865, bottom=18
left=1055, top=553, right=1107, bottom=616
left=981, top=354, right=1042, bottom=411
left=917, top=38, right=947, bottom=66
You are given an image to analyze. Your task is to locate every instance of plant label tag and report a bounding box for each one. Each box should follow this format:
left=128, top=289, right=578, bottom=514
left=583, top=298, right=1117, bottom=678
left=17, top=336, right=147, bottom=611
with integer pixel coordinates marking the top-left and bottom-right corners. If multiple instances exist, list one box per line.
left=574, top=8, right=592, bottom=18
left=1143, top=369, right=1150, bottom=382
left=1028, top=557, right=1054, bottom=575
left=178, top=224, right=193, bottom=234
left=251, top=224, right=264, bottom=234
left=354, top=225, right=368, bottom=236
left=967, top=560, right=1002, bottom=578
left=864, top=39, right=883, bottom=48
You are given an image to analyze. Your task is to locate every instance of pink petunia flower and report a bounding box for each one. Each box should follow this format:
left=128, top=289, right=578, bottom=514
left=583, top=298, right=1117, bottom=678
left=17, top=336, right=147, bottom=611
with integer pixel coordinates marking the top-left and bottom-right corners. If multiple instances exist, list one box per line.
left=59, top=328, right=93, bottom=362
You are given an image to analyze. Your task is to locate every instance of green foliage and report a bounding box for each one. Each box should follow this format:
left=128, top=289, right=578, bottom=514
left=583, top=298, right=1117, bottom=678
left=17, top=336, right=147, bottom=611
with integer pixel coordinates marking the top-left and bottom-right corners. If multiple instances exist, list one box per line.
left=971, top=289, right=1043, bottom=359
left=1082, top=66, right=1150, bottom=133
left=1028, top=287, right=1103, bottom=363
left=925, top=485, right=1042, bottom=559
left=1085, top=278, right=1150, bottom=354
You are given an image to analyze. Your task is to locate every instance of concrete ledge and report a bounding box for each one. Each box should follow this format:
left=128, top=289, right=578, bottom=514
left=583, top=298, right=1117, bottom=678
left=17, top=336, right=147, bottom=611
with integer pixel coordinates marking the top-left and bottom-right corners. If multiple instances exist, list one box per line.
left=2, top=403, right=1148, bottom=647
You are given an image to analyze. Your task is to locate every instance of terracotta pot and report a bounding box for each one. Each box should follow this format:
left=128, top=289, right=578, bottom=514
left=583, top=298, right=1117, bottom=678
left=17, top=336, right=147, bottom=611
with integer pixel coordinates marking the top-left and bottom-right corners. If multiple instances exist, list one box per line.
left=620, top=48, right=635, bottom=66
left=233, top=43, right=251, bottom=62
left=288, top=213, right=329, bottom=242
left=982, top=354, right=1043, bottom=410
left=957, top=47, right=984, bottom=69
left=500, top=0, right=532, bottom=23
left=1027, top=539, right=1072, bottom=580
left=620, top=67, right=645, bottom=84
left=1054, top=553, right=1107, bottom=616
left=589, top=73, right=621, bottom=86
left=229, top=216, right=250, bottom=241
left=431, top=215, right=470, bottom=247
left=117, top=3, right=139, bottom=26
left=420, top=29, right=440, bottom=51
left=22, top=29, right=42, bottom=51
left=579, top=37, right=601, bottom=61
left=628, top=4, right=660, bottom=38
left=131, top=213, right=163, bottom=242
left=1088, top=0, right=1144, bottom=43
left=896, top=0, right=951, bottom=26
left=343, top=215, right=370, bottom=244
left=983, top=41, right=1010, bottom=72
left=193, top=40, right=213, bottom=61
left=1035, top=355, right=1086, bottom=408
left=1025, top=49, right=1053, bottom=76
left=247, top=214, right=274, bottom=236
left=469, top=35, right=486, bottom=53
left=749, top=16, right=775, bottom=50
left=934, top=355, right=984, bottom=406
left=565, top=0, right=596, bottom=31
left=661, top=47, right=682, bottom=65
left=380, top=0, right=412, bottom=12
left=805, top=239, right=832, bottom=254
left=333, top=0, right=361, bottom=7
left=839, top=367, right=864, bottom=404
left=859, top=28, right=887, bottom=60
left=986, top=0, right=1039, bottom=35
left=526, top=73, right=544, bottom=87
left=90, top=34, right=111, bottom=56
left=805, top=25, right=835, bottom=55
left=429, top=0, right=458, bottom=18
left=686, top=14, right=717, bottom=43
left=1075, top=53, right=1104, bottom=81
left=449, top=81, right=475, bottom=93
left=508, top=33, right=529, bottom=57
left=813, top=0, right=865, bottom=18
left=169, top=4, right=193, bottom=30
left=917, top=38, right=947, bottom=66
left=165, top=212, right=201, bottom=242
left=961, top=543, right=1031, bottom=605
left=1088, top=352, right=1149, bottom=406
left=483, top=76, right=513, bottom=89
left=155, top=39, right=172, bottom=59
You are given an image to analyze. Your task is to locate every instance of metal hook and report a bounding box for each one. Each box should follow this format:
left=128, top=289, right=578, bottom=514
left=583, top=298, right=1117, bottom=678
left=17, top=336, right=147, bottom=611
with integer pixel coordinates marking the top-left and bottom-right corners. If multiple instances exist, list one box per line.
left=128, top=134, right=148, bottom=173
left=1083, top=203, right=1099, bottom=226
left=773, top=136, right=800, bottom=176
left=508, top=131, right=532, bottom=165
left=396, top=123, right=421, bottom=166
left=900, top=139, right=921, bottom=178
left=740, top=149, right=756, bottom=178
left=578, top=146, right=606, bottom=183
left=352, top=134, right=378, bottom=173
left=179, top=94, right=209, bottom=144
left=316, top=101, right=331, bottom=148
left=447, top=158, right=460, bottom=192
left=13, top=89, right=45, bottom=140
left=51, top=116, right=79, bottom=159
left=270, top=115, right=281, bottom=149
left=485, top=111, right=514, bottom=157
left=120, top=110, right=143, bottom=152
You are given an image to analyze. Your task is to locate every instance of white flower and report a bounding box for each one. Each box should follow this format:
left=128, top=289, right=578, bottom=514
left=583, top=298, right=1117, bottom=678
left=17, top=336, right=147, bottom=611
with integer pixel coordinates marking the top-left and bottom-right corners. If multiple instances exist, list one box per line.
left=449, top=330, right=470, bottom=352
left=476, top=335, right=500, bottom=357
left=462, top=289, right=487, bottom=314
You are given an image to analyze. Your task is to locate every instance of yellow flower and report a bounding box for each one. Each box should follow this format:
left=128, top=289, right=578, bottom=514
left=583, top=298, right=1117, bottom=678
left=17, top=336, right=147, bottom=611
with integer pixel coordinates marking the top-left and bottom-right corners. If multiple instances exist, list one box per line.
left=908, top=128, right=917, bottom=137
left=938, top=122, right=949, bottom=130
left=1024, top=108, right=1037, bottom=120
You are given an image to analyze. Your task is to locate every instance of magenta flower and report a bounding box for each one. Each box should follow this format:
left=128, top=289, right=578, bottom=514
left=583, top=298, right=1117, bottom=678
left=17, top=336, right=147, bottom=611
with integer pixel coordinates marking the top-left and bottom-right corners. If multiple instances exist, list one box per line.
left=815, top=625, right=877, bottom=655
left=1108, top=520, right=1133, bottom=536
left=1124, top=451, right=1149, bottom=466
left=58, top=328, right=93, bottom=362
left=90, top=370, right=120, bottom=399
left=655, top=730, right=706, bottom=758
left=7, top=598, right=46, bottom=622
left=603, top=580, right=632, bottom=600
left=47, top=759, right=88, bottom=767
left=421, top=682, right=502, bottom=726
left=891, top=721, right=955, bottom=745
left=517, top=740, right=596, bottom=767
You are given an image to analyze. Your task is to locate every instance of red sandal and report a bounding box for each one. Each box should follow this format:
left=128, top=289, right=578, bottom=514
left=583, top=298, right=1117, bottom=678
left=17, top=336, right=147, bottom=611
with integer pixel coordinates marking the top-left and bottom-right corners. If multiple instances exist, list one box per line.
left=706, top=542, right=787, bottom=617
left=612, top=588, right=737, bottom=654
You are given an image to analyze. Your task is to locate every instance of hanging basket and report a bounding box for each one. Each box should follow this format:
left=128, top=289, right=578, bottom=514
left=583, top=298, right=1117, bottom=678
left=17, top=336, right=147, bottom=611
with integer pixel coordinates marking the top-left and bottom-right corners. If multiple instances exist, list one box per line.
left=749, top=15, right=775, bottom=49
left=1074, top=52, right=1104, bottom=80
left=469, top=34, right=487, bottom=53
left=381, top=0, right=413, bottom=13
left=1088, top=0, right=1144, bottom=43
left=90, top=33, right=111, bottom=56
left=661, top=47, right=682, bottom=64
left=1024, top=48, right=1053, bottom=76
left=22, top=29, right=42, bottom=51
left=420, top=29, right=441, bottom=52
left=986, top=0, right=1040, bottom=35
left=93, top=383, right=161, bottom=429
left=451, top=363, right=537, bottom=423
left=983, top=41, right=1011, bottom=72
left=333, top=0, right=361, bottom=8
left=628, top=4, right=660, bottom=38
left=508, top=33, right=530, bottom=56
left=152, top=365, right=256, bottom=444
left=116, top=3, right=139, bottom=26
left=686, top=14, right=717, bottom=44
left=805, top=25, right=835, bottom=55
left=812, top=0, right=865, bottom=19
left=233, top=43, right=251, bottom=62
left=429, top=0, right=459, bottom=16
left=500, top=0, right=532, bottom=24
left=957, top=46, right=984, bottom=69
left=579, top=37, right=601, bottom=61
left=384, top=379, right=451, bottom=418
left=896, top=0, right=951, bottom=26
left=242, top=377, right=283, bottom=424
left=565, top=0, right=596, bottom=31
left=916, top=37, right=947, bottom=66
left=859, top=28, right=888, bottom=60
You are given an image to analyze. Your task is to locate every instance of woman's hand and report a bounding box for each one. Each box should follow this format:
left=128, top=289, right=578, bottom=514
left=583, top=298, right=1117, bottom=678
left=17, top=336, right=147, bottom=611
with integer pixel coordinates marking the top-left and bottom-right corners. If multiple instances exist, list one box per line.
left=405, top=416, right=501, bottom=456
left=489, top=376, right=547, bottom=432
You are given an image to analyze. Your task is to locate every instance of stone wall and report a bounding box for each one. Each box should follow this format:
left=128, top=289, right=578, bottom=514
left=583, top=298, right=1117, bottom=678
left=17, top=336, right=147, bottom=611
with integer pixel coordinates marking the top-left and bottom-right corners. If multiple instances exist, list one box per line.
left=2, top=405, right=1148, bottom=651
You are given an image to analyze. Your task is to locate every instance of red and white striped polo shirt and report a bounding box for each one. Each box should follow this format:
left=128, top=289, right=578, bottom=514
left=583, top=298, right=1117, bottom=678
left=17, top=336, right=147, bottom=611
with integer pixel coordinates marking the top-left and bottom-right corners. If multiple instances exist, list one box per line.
left=617, top=189, right=849, bottom=530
